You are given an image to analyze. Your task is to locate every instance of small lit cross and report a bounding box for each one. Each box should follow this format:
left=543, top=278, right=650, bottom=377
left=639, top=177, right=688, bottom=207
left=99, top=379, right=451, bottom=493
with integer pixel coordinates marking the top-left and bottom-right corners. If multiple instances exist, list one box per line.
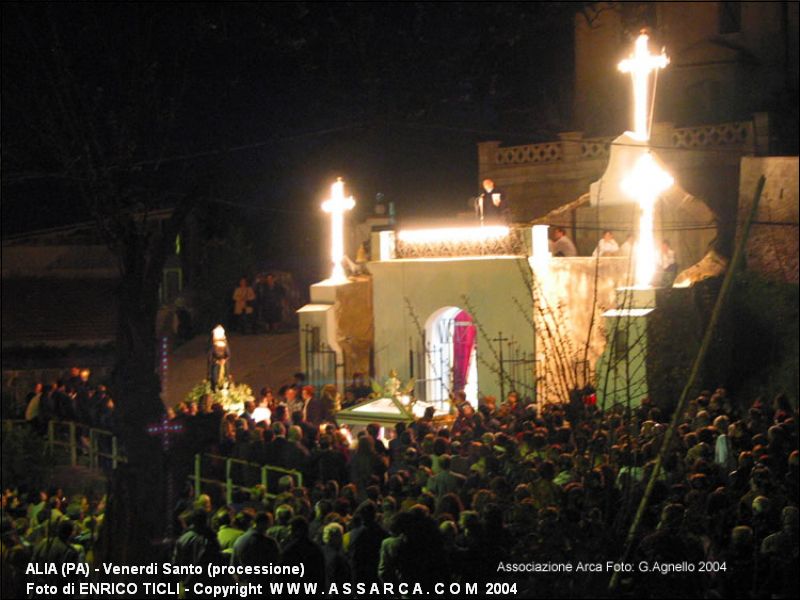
left=147, top=414, right=184, bottom=539
left=618, top=33, right=669, bottom=141
left=147, top=415, right=184, bottom=451
left=321, top=178, right=356, bottom=283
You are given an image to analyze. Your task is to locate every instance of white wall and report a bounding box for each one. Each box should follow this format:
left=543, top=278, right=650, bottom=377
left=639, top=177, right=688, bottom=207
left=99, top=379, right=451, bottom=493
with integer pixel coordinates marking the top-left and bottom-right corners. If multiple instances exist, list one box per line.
left=369, top=256, right=534, bottom=401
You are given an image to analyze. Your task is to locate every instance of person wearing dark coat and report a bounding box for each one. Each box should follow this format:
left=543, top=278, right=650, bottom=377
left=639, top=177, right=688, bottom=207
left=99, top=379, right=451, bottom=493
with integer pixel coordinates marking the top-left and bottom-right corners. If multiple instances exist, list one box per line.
left=255, top=273, right=285, bottom=332
left=307, top=384, right=339, bottom=428
left=280, top=517, right=325, bottom=586
left=31, top=520, right=79, bottom=581
left=477, top=178, right=507, bottom=224
left=321, top=522, right=350, bottom=587
left=349, top=436, right=387, bottom=500
left=231, top=513, right=280, bottom=584
left=172, top=509, right=221, bottom=587
left=347, top=500, right=387, bottom=584
left=291, top=411, right=319, bottom=449
left=284, top=426, right=311, bottom=476
left=305, top=395, right=326, bottom=428
left=309, top=435, right=348, bottom=485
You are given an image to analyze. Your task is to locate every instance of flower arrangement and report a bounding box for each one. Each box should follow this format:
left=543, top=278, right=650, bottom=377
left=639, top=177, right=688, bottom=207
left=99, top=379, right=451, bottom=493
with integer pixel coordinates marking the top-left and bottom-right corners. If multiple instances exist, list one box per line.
left=184, top=379, right=255, bottom=414
left=370, top=369, right=415, bottom=400
left=368, top=369, right=418, bottom=413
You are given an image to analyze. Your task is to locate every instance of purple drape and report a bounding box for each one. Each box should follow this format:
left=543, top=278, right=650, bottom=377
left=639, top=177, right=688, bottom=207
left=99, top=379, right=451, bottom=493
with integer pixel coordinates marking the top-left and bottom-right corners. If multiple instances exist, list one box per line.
left=452, top=310, right=476, bottom=393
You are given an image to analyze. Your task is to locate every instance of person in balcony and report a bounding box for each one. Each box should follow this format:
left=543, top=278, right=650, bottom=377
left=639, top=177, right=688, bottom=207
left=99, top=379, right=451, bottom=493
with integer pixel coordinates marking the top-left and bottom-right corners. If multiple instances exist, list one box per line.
left=255, top=272, right=285, bottom=333
left=658, top=239, right=677, bottom=286
left=232, top=277, right=256, bottom=334
left=549, top=227, right=577, bottom=257
left=476, top=178, right=508, bottom=224
left=592, top=230, right=620, bottom=257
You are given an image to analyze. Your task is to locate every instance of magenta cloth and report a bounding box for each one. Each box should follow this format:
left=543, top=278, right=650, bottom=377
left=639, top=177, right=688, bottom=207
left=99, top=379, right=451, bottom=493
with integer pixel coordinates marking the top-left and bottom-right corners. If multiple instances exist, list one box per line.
left=452, top=310, right=476, bottom=393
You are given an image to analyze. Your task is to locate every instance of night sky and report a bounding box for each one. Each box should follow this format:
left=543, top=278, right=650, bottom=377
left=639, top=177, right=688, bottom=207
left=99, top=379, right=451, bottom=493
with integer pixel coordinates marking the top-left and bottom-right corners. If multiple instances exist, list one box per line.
left=2, top=3, right=576, bottom=272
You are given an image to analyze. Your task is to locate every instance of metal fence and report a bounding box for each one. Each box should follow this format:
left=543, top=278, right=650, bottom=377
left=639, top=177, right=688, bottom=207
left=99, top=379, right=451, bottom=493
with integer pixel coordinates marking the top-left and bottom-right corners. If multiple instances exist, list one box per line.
left=303, top=325, right=340, bottom=389
left=3, top=420, right=302, bottom=505
left=501, top=343, right=537, bottom=400
left=2, top=419, right=125, bottom=470
left=192, top=453, right=303, bottom=504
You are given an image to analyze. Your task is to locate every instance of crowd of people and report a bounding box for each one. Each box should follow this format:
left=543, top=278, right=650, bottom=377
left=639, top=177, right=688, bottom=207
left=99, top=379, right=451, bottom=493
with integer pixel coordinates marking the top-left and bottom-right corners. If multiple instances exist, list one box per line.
left=20, top=367, right=115, bottom=434
left=5, top=376, right=798, bottom=597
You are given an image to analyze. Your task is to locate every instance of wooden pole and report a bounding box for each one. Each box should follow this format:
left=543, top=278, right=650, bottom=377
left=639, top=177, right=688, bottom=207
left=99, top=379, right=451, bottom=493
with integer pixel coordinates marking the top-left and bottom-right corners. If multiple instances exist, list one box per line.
left=194, top=453, right=202, bottom=498
left=225, top=458, right=233, bottom=506
left=69, top=421, right=77, bottom=466
left=609, top=175, right=766, bottom=591
left=48, top=420, right=55, bottom=457
left=89, top=429, right=97, bottom=469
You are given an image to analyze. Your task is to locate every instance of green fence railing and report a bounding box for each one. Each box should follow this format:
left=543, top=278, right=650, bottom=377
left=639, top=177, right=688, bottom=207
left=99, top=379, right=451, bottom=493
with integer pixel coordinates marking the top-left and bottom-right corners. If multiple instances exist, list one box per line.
left=2, top=419, right=125, bottom=470
left=192, top=453, right=303, bottom=505
left=3, top=420, right=303, bottom=504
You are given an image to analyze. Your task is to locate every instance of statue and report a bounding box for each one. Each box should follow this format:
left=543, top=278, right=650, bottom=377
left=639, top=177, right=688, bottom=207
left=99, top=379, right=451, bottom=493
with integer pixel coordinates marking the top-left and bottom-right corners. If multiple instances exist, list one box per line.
left=208, top=325, right=230, bottom=391
left=371, top=369, right=417, bottom=412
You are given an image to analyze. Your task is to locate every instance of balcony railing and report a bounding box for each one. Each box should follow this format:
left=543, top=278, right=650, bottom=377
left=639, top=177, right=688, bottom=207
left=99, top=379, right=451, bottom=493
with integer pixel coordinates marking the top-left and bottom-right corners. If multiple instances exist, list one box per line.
left=488, top=119, right=756, bottom=167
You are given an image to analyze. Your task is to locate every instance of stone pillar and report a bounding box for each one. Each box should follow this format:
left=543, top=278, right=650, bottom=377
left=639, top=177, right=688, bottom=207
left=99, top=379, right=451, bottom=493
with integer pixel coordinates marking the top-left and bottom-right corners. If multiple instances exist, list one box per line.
left=370, top=231, right=396, bottom=261
left=752, top=112, right=770, bottom=155
left=531, top=225, right=550, bottom=261
left=558, top=131, right=584, bottom=163
left=595, top=286, right=656, bottom=409
left=650, top=121, right=674, bottom=148
left=297, top=280, right=352, bottom=390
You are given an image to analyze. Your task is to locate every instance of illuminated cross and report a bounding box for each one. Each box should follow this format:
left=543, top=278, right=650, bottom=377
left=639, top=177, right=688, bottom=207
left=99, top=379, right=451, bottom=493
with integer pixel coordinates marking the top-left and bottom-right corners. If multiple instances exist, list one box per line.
left=321, top=177, right=356, bottom=283
left=147, top=414, right=184, bottom=538
left=618, top=33, right=669, bottom=141
left=621, top=153, right=673, bottom=287
left=147, top=415, right=184, bottom=451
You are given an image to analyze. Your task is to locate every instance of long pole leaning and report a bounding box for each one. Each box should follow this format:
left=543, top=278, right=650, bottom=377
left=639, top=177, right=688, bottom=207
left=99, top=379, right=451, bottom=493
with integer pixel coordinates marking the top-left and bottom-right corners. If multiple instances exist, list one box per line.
left=609, top=175, right=766, bottom=592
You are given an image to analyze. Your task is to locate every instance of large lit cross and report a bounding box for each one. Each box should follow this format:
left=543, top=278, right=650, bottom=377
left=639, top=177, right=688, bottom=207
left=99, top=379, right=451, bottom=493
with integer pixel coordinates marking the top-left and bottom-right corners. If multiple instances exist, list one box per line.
left=618, top=33, right=669, bottom=141
left=621, top=153, right=673, bottom=287
left=322, top=177, right=356, bottom=283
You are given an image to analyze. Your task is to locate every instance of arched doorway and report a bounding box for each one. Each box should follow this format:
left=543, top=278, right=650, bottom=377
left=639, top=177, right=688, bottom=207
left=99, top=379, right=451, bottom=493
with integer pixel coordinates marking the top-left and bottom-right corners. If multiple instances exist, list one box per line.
left=424, top=307, right=478, bottom=408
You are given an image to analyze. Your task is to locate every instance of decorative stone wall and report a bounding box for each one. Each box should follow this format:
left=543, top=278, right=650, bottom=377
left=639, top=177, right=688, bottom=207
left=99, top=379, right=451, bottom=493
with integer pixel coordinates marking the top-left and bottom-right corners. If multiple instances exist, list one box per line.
left=479, top=119, right=763, bottom=224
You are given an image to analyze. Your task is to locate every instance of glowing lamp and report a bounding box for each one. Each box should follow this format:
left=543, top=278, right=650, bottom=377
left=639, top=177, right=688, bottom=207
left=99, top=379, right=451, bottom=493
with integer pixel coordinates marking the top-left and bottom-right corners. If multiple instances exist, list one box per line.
left=396, top=225, right=509, bottom=244
left=212, top=324, right=226, bottom=344
left=621, top=153, right=673, bottom=287
left=618, top=33, right=669, bottom=141
left=322, top=178, right=356, bottom=283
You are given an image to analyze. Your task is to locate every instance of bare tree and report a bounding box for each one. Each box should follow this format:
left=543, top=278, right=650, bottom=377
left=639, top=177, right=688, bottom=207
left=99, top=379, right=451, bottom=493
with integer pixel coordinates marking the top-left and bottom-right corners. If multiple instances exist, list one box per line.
left=2, top=4, right=217, bottom=558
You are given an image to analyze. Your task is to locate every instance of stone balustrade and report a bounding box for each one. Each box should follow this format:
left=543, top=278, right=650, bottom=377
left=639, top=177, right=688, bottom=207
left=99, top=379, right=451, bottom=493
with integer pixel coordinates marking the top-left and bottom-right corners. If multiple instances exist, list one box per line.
left=670, top=121, right=753, bottom=149
left=495, top=141, right=563, bottom=165
left=485, top=119, right=760, bottom=168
